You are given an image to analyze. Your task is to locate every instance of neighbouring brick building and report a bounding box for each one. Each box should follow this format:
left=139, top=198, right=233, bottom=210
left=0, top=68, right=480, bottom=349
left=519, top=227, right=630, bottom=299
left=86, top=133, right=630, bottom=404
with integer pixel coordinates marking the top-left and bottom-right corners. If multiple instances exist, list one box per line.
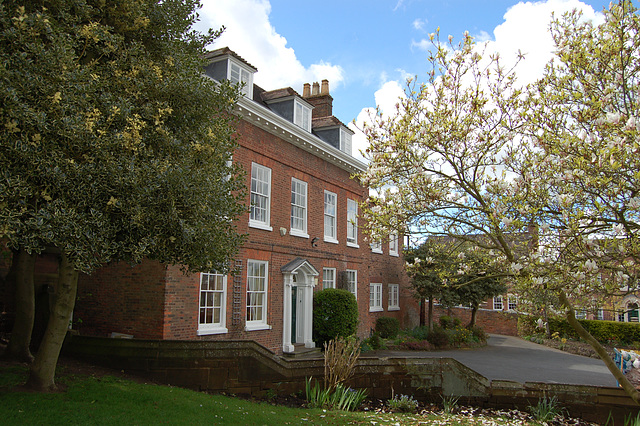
left=64, top=48, right=418, bottom=354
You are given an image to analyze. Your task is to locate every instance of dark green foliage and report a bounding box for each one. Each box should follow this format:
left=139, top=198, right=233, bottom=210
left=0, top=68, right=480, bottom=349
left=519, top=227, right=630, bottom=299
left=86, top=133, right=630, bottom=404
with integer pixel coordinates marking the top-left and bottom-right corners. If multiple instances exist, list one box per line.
left=313, top=289, right=358, bottom=348
left=408, top=325, right=431, bottom=341
left=470, top=326, right=488, bottom=343
left=361, top=333, right=383, bottom=350
left=438, top=315, right=461, bottom=330
left=426, top=326, right=449, bottom=347
left=375, top=316, right=400, bottom=339
left=519, top=316, right=640, bottom=345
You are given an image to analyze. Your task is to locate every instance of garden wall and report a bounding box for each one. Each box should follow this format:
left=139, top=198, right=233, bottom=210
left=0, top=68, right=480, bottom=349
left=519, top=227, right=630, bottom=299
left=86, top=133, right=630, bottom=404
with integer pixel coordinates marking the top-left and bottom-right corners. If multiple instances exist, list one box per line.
left=63, top=334, right=638, bottom=424
left=431, top=305, right=519, bottom=336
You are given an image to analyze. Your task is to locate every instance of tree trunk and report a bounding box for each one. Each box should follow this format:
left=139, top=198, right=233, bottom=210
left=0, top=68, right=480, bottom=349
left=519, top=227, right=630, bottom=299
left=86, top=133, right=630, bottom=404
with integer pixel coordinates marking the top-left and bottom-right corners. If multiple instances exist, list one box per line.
left=5, top=249, right=36, bottom=363
left=427, top=298, right=434, bottom=331
left=468, top=304, right=478, bottom=328
left=419, top=298, right=425, bottom=326
left=558, top=291, right=640, bottom=405
left=26, top=252, right=78, bottom=391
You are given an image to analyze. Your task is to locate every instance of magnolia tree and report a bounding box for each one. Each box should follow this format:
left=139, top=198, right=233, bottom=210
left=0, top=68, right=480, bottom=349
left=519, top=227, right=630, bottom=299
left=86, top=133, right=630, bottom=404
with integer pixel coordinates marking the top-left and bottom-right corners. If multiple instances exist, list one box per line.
left=0, top=0, right=246, bottom=391
left=359, top=1, right=640, bottom=403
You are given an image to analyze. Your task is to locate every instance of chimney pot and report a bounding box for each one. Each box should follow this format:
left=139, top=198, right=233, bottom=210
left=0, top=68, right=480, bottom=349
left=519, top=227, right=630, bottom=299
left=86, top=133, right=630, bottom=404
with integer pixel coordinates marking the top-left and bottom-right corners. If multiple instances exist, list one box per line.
left=303, top=83, right=311, bottom=98
left=312, top=82, right=320, bottom=96
left=321, top=79, right=329, bottom=95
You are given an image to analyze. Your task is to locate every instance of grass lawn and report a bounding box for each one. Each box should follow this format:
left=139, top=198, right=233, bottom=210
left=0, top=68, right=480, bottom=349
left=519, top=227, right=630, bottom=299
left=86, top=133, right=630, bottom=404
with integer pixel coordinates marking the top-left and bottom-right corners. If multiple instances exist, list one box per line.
left=0, top=362, right=560, bottom=425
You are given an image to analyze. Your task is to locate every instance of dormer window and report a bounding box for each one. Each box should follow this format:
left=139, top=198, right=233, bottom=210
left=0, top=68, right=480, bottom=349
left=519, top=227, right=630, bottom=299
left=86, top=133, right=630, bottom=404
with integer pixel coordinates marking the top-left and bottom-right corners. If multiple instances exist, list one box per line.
left=229, top=60, right=253, bottom=98
left=294, top=100, right=311, bottom=132
left=340, top=128, right=352, bottom=155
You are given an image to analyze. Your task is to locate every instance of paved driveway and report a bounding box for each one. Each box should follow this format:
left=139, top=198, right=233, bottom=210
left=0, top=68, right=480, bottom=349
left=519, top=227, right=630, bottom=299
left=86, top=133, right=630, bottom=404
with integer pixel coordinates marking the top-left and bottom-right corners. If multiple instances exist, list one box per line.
left=368, top=334, right=618, bottom=387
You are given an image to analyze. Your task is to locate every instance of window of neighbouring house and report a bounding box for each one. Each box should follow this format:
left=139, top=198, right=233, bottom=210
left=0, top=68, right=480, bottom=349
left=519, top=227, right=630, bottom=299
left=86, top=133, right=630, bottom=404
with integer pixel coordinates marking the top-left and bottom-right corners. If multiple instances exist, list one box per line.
left=389, top=284, right=400, bottom=311
left=290, top=178, right=308, bottom=237
left=324, top=190, right=338, bottom=243
left=596, top=308, right=604, bottom=320
left=198, top=272, right=228, bottom=335
left=346, top=269, right=357, bottom=300
left=629, top=303, right=639, bottom=322
left=229, top=61, right=253, bottom=98
left=323, top=267, right=336, bottom=289
left=340, top=128, right=352, bottom=156
left=575, top=309, right=587, bottom=320
left=246, top=260, right=269, bottom=330
left=370, top=238, right=382, bottom=254
left=294, top=100, right=311, bottom=132
left=493, top=295, right=503, bottom=310
left=370, top=283, right=383, bottom=312
left=389, top=233, right=399, bottom=256
left=250, top=163, right=272, bottom=230
left=507, top=295, right=517, bottom=311
left=347, top=198, right=358, bottom=247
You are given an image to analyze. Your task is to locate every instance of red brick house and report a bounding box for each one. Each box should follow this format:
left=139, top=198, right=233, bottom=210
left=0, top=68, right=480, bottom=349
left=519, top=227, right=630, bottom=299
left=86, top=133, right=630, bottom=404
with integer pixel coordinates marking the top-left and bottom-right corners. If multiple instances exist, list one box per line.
left=68, top=48, right=418, bottom=354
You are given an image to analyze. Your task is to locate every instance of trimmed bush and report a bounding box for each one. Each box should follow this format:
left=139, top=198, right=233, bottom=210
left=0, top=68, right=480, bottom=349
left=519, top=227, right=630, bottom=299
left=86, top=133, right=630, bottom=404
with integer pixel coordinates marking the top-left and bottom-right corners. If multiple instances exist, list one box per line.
left=375, top=317, right=400, bottom=339
left=519, top=315, right=640, bottom=345
left=313, top=288, right=358, bottom=348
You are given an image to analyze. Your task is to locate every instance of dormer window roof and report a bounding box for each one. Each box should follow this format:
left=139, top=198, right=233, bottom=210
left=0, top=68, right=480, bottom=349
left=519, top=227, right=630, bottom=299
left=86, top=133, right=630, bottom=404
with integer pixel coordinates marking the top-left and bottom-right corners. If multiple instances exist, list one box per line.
left=262, top=88, right=313, bottom=133
left=312, top=116, right=354, bottom=156
left=204, top=48, right=257, bottom=98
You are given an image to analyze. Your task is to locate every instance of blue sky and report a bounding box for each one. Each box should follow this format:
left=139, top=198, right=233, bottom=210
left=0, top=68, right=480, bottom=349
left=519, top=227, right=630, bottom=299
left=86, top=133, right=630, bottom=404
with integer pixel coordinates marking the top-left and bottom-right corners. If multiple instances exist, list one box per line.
left=195, top=0, right=609, bottom=160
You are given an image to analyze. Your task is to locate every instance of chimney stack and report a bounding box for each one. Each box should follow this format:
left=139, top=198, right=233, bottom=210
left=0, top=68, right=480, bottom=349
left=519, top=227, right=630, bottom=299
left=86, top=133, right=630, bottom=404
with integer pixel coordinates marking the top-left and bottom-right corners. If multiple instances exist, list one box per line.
left=321, top=79, right=329, bottom=95
left=303, top=80, right=333, bottom=119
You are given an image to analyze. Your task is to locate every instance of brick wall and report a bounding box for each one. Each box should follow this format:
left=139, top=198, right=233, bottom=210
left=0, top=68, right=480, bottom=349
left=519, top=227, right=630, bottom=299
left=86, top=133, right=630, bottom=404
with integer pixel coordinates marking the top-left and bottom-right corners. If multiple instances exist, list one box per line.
left=430, top=305, right=519, bottom=336
left=69, top=102, right=420, bottom=353
left=75, top=259, right=167, bottom=339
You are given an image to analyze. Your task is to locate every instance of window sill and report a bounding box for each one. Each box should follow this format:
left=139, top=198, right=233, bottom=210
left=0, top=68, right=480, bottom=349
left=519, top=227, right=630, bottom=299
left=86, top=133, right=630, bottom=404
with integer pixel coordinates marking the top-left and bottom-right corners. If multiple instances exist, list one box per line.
left=389, top=252, right=399, bottom=257
left=290, top=229, right=309, bottom=238
left=324, top=237, right=339, bottom=244
left=388, top=307, right=400, bottom=311
left=347, top=242, right=360, bottom=249
left=197, top=327, right=228, bottom=336
left=369, top=307, right=383, bottom=313
left=245, top=323, right=271, bottom=332
left=371, top=249, right=383, bottom=254
left=249, top=221, right=273, bottom=232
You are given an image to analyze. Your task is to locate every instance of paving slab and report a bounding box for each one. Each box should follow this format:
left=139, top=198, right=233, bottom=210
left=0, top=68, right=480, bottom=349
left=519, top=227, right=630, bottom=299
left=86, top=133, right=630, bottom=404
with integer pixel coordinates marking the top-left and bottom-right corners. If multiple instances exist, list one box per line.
left=366, top=334, right=618, bottom=387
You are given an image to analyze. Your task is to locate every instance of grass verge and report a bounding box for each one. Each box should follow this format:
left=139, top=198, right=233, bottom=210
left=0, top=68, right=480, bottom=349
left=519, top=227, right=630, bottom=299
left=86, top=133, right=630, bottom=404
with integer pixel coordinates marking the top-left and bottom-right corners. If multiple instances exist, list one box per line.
left=0, top=363, right=554, bottom=425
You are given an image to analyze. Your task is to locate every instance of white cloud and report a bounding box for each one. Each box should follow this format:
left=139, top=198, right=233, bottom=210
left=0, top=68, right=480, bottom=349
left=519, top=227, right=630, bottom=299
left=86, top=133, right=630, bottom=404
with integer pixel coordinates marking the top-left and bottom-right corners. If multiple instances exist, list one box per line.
left=485, top=0, right=605, bottom=85
left=350, top=79, right=406, bottom=163
left=410, top=38, right=431, bottom=52
left=195, top=0, right=343, bottom=92
left=473, top=30, right=492, bottom=43
left=413, top=18, right=427, bottom=31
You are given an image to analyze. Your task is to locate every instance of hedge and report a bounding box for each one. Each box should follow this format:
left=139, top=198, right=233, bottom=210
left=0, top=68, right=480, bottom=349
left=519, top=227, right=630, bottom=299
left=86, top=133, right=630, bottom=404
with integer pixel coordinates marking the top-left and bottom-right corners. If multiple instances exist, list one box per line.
left=519, top=315, right=640, bottom=345
left=313, top=288, right=358, bottom=348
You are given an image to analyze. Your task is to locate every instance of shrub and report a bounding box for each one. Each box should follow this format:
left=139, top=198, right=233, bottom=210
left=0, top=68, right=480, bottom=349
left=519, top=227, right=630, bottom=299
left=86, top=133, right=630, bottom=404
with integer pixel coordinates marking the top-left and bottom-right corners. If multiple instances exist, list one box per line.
left=324, top=336, right=360, bottom=390
left=427, top=327, right=449, bottom=347
left=470, top=326, right=488, bottom=343
left=519, top=315, right=640, bottom=345
left=313, top=289, right=358, bottom=348
left=409, top=326, right=430, bottom=341
left=439, top=315, right=461, bottom=330
left=387, top=394, right=419, bottom=413
left=447, top=326, right=471, bottom=346
left=376, top=317, right=400, bottom=339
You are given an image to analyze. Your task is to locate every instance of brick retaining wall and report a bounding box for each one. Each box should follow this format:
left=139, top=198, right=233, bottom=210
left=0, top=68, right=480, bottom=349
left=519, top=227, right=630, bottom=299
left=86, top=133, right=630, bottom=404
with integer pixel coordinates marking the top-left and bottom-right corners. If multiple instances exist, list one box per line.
left=63, top=335, right=638, bottom=423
